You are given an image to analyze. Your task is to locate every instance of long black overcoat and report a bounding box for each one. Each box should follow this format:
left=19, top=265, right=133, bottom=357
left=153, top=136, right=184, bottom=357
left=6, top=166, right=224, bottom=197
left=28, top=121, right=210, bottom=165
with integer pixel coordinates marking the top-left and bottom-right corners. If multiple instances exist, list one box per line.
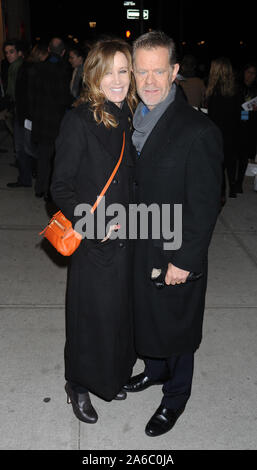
left=133, top=88, right=223, bottom=358
left=31, top=58, right=72, bottom=144
left=51, top=101, right=136, bottom=400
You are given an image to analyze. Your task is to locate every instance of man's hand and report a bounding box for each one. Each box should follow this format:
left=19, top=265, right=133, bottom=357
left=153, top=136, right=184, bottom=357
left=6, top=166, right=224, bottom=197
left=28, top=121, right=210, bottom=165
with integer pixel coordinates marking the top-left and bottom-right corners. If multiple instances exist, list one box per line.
left=165, top=263, right=190, bottom=285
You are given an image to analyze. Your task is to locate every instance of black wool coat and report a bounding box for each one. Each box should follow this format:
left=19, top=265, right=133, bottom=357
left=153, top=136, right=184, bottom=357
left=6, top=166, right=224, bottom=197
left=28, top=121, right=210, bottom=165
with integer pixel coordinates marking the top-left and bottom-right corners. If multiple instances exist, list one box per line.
left=207, top=91, right=241, bottom=163
left=30, top=57, right=72, bottom=144
left=133, top=88, right=223, bottom=358
left=51, top=101, right=136, bottom=400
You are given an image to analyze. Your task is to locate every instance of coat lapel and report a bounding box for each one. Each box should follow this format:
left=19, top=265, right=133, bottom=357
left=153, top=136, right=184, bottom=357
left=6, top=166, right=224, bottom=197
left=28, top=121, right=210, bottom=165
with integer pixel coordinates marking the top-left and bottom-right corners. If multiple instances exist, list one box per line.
left=86, top=118, right=118, bottom=163
left=137, top=90, right=184, bottom=166
left=84, top=104, right=134, bottom=166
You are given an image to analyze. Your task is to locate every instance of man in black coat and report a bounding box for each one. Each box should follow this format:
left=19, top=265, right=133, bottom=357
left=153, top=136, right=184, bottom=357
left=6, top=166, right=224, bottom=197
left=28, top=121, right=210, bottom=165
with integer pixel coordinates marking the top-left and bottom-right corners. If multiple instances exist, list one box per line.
left=123, top=31, right=223, bottom=437
left=30, top=37, right=72, bottom=199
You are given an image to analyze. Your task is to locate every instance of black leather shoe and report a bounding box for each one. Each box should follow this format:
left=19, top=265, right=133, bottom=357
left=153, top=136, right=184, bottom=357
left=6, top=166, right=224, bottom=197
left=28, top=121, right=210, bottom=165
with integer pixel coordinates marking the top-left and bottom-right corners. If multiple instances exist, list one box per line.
left=7, top=181, right=32, bottom=188
left=123, top=372, right=165, bottom=393
left=145, top=405, right=185, bottom=437
left=114, top=389, right=127, bottom=400
left=65, top=382, right=98, bottom=424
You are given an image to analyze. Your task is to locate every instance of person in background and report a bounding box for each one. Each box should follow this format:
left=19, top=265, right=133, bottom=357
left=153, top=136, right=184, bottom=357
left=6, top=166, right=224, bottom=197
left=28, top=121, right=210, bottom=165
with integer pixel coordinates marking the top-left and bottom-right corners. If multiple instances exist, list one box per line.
left=206, top=57, right=241, bottom=201
left=3, top=39, right=25, bottom=180
left=29, top=42, right=49, bottom=63
left=235, top=62, right=257, bottom=193
left=68, top=45, right=86, bottom=100
left=6, top=43, right=49, bottom=188
left=51, top=39, right=137, bottom=425
left=179, top=54, right=206, bottom=108
left=3, top=39, right=24, bottom=107
left=30, top=37, right=72, bottom=200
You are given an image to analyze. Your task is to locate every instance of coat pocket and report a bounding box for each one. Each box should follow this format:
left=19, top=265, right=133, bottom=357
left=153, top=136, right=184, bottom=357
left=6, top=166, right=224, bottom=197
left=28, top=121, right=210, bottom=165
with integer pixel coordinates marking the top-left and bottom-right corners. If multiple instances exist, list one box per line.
left=87, top=238, right=118, bottom=268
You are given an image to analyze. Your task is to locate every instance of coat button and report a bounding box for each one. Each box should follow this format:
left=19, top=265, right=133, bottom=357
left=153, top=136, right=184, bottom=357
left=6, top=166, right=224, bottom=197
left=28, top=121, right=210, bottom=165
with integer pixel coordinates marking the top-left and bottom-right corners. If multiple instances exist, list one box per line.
left=112, top=178, right=119, bottom=184
left=134, top=180, right=138, bottom=187
left=119, top=242, right=125, bottom=248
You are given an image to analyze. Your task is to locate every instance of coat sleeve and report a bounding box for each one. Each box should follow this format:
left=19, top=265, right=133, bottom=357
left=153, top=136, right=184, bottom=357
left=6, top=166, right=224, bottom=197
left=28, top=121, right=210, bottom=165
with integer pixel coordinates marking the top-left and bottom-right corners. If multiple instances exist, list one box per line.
left=51, top=109, right=86, bottom=226
left=167, top=124, right=223, bottom=273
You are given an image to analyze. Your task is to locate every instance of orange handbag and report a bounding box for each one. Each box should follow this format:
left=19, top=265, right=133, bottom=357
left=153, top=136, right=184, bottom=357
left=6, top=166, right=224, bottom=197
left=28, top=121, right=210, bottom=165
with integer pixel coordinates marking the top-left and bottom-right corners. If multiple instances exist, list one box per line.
left=40, top=131, right=125, bottom=256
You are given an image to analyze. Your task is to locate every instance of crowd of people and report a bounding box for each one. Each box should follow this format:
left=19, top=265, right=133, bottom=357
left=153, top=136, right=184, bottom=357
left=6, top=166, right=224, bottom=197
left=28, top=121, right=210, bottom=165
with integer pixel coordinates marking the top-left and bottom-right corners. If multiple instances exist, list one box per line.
left=1, top=36, right=257, bottom=205
left=1, top=37, right=89, bottom=200
left=1, top=32, right=256, bottom=438
left=177, top=55, right=257, bottom=203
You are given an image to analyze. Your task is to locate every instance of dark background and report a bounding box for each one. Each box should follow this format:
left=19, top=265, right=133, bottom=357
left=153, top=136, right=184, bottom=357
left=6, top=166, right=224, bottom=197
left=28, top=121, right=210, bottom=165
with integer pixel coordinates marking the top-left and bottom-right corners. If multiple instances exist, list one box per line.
left=29, top=0, right=256, bottom=68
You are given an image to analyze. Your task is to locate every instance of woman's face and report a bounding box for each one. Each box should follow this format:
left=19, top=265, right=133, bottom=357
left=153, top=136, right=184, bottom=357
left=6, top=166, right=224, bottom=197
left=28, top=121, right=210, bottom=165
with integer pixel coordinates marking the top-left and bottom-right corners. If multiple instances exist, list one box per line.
left=69, top=51, right=83, bottom=69
left=100, top=51, right=130, bottom=107
left=244, top=66, right=256, bottom=87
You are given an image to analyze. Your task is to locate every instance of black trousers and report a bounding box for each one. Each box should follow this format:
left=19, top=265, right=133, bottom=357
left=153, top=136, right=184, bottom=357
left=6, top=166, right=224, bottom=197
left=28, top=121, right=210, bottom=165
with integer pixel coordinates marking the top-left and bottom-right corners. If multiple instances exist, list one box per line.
left=69, top=353, right=194, bottom=405
left=144, top=353, right=194, bottom=410
left=35, top=142, right=55, bottom=196
left=14, top=120, right=32, bottom=186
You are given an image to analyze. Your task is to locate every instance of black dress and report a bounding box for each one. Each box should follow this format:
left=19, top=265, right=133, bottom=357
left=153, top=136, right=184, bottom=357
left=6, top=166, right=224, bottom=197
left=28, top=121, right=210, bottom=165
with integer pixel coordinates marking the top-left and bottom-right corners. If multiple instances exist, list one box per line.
left=51, top=101, right=136, bottom=401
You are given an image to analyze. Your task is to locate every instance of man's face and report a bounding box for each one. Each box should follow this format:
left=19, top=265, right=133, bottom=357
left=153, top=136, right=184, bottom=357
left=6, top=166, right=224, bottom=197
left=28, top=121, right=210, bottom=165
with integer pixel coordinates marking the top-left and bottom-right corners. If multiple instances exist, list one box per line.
left=4, top=45, right=19, bottom=64
left=133, top=46, right=179, bottom=110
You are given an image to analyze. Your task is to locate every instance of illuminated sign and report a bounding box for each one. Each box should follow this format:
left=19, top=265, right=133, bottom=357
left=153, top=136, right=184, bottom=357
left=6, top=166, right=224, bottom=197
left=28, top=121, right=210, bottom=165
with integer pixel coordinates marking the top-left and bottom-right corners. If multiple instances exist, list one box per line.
left=127, top=9, right=149, bottom=20
left=124, top=1, right=136, bottom=5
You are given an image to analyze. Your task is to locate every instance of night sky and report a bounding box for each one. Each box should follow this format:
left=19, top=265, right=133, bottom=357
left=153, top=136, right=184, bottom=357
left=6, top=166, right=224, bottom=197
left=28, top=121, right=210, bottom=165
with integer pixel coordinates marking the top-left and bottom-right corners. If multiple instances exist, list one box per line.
left=29, top=0, right=256, bottom=67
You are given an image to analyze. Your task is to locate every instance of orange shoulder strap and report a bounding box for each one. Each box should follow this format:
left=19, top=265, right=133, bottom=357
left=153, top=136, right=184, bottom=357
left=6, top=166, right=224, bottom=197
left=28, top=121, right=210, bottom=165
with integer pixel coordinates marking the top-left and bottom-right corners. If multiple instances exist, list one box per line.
left=90, top=131, right=126, bottom=214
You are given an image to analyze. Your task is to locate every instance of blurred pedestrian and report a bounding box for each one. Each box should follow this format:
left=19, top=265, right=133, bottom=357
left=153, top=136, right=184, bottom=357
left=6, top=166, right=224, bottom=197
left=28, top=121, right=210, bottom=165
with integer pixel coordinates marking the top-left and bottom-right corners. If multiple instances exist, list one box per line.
left=68, top=45, right=86, bottom=100
left=206, top=57, right=241, bottom=200
left=30, top=37, right=72, bottom=200
left=6, top=43, right=49, bottom=188
left=3, top=39, right=24, bottom=106
left=235, top=62, right=257, bottom=193
left=2, top=40, right=24, bottom=173
left=179, top=54, right=206, bottom=108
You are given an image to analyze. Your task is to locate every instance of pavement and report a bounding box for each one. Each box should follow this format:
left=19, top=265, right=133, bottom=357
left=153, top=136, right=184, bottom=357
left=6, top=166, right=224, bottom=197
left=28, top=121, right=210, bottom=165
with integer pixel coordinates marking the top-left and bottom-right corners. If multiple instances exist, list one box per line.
left=0, top=125, right=257, bottom=451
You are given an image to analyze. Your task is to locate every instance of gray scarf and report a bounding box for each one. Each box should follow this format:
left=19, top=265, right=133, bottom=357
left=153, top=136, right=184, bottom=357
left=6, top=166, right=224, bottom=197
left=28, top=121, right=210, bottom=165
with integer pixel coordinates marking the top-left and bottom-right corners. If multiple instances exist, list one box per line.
left=132, top=84, right=177, bottom=154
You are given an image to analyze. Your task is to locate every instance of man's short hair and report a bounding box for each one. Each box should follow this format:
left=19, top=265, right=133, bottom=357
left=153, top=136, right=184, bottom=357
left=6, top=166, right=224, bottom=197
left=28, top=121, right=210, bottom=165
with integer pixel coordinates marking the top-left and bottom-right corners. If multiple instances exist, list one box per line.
left=48, top=37, right=66, bottom=56
left=3, top=39, right=20, bottom=53
left=133, top=31, right=177, bottom=67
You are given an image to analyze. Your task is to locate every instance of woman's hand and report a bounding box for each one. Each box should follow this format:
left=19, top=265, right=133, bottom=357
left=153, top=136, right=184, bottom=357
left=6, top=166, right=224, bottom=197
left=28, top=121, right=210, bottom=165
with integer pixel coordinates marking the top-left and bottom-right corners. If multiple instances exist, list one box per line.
left=101, top=224, right=120, bottom=243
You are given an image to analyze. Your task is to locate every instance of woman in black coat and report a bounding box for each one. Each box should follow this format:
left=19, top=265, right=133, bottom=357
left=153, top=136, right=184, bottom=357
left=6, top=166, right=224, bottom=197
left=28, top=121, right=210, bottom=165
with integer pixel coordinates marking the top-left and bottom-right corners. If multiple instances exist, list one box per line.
left=51, top=39, right=137, bottom=424
left=206, top=57, right=241, bottom=200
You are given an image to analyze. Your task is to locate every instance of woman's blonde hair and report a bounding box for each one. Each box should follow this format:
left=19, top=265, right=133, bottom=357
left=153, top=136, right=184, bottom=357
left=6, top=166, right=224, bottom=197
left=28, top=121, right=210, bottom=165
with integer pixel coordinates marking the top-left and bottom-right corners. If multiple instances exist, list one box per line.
left=76, top=38, right=138, bottom=128
left=206, top=57, right=236, bottom=98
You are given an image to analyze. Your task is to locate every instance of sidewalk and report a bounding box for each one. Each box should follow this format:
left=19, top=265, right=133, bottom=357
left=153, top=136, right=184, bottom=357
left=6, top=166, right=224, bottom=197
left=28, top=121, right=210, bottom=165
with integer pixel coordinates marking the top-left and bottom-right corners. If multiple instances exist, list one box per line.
left=0, top=128, right=257, bottom=450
